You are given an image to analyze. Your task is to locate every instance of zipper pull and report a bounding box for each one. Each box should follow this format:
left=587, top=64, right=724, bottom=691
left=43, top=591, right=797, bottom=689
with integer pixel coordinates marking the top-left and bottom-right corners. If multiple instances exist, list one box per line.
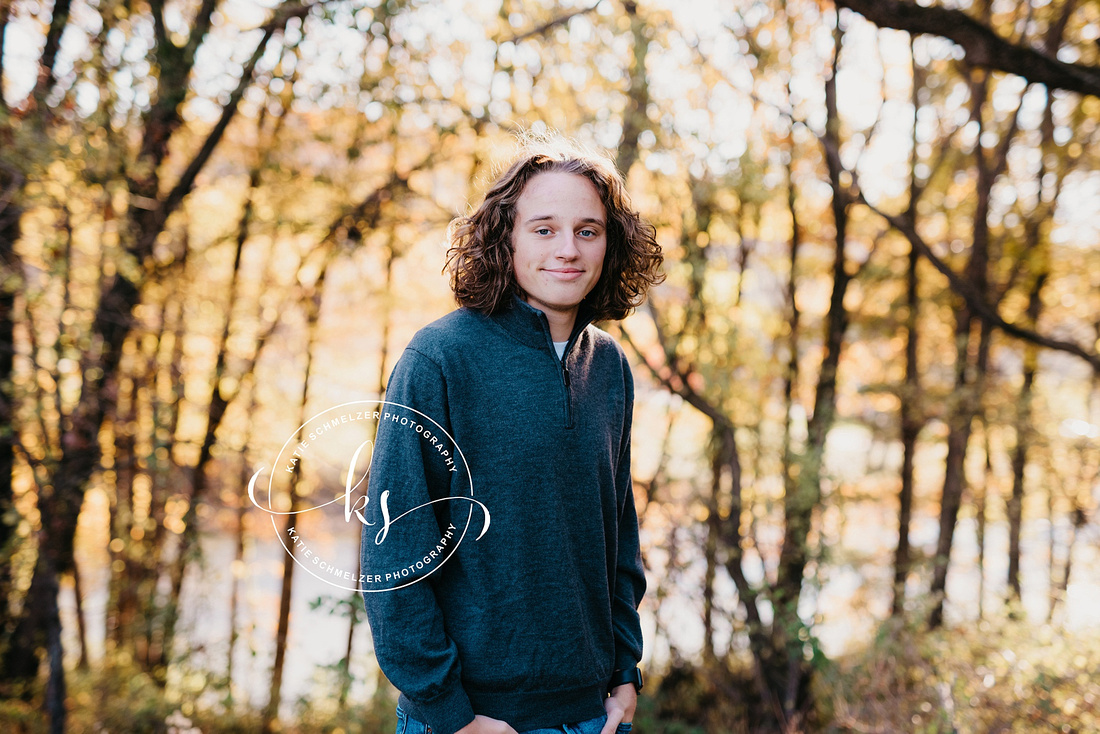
left=563, top=367, right=571, bottom=388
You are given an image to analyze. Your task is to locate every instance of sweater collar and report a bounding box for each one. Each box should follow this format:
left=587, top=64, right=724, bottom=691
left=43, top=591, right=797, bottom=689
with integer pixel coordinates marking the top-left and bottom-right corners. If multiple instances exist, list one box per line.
left=490, top=294, right=596, bottom=354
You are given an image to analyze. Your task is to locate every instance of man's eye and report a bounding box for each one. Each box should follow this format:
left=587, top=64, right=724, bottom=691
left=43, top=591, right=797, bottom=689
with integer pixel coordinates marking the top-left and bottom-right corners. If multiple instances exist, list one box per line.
left=535, top=228, right=552, bottom=235
left=579, top=229, right=597, bottom=237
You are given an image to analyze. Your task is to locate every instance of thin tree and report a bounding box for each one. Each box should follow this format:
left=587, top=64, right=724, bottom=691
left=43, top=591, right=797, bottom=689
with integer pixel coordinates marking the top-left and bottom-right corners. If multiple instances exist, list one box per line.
left=891, top=40, right=926, bottom=617
left=261, top=258, right=331, bottom=733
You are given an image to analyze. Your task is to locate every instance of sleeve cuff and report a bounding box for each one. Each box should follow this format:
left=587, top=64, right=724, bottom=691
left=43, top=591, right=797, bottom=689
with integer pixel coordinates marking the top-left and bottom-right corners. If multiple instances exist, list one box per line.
left=411, top=683, right=476, bottom=734
left=613, top=639, right=642, bottom=674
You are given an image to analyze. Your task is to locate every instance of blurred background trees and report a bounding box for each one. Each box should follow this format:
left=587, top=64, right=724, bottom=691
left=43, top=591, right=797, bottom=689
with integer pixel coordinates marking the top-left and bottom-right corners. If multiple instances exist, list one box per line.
left=1, top=0, right=1098, bottom=732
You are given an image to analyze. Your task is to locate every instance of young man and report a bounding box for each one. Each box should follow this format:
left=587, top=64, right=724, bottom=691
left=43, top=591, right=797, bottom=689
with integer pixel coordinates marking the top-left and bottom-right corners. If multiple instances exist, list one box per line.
left=361, top=139, right=663, bottom=734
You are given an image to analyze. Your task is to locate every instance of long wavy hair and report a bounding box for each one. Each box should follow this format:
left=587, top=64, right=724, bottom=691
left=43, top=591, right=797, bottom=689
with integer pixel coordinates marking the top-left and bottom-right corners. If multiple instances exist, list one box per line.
left=446, top=140, right=664, bottom=321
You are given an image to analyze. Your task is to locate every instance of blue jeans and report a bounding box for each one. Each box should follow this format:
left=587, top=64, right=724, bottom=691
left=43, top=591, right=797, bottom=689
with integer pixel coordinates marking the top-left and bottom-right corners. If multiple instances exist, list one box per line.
left=395, top=706, right=633, bottom=734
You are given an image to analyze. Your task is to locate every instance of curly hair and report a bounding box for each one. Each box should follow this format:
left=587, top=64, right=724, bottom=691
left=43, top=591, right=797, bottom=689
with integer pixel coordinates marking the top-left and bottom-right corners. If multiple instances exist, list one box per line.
left=446, top=138, right=664, bottom=322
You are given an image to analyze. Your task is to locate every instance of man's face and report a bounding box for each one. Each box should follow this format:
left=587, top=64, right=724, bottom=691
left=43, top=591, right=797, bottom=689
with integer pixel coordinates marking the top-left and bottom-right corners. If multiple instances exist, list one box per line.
left=511, top=171, right=608, bottom=324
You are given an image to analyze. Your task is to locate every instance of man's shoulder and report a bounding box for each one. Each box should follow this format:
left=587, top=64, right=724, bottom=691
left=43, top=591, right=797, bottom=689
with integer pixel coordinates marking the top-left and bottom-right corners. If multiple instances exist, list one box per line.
left=586, top=323, right=629, bottom=363
left=404, top=308, right=488, bottom=357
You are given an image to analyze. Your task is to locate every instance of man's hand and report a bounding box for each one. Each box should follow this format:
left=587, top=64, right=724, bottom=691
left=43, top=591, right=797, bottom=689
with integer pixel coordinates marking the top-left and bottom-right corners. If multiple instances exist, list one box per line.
left=600, top=684, right=638, bottom=734
left=454, top=715, right=519, bottom=734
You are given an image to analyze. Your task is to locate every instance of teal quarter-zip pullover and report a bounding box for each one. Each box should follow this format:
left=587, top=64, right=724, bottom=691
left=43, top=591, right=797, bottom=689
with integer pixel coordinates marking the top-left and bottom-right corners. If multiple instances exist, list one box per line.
left=360, top=295, right=646, bottom=734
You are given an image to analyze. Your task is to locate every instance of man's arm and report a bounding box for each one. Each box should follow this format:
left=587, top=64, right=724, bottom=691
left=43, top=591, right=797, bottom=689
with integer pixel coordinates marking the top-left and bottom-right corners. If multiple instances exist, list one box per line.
left=609, top=475, right=646, bottom=672
left=361, top=348, right=476, bottom=734
left=602, top=685, right=638, bottom=733
left=607, top=362, right=646, bottom=720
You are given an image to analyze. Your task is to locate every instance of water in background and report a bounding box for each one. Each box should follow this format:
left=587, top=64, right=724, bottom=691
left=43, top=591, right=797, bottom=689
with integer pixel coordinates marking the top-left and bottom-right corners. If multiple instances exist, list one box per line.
left=61, top=470, right=1100, bottom=716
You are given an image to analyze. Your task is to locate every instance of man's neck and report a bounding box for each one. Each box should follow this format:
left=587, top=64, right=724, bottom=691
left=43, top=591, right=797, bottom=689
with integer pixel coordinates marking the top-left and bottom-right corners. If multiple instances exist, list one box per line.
left=542, top=308, right=576, bottom=342
left=522, top=297, right=578, bottom=342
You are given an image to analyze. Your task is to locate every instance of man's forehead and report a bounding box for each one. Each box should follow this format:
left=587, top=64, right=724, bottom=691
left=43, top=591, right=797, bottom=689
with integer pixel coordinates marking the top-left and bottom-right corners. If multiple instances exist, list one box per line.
left=514, top=174, right=607, bottom=220
left=520, top=213, right=606, bottom=224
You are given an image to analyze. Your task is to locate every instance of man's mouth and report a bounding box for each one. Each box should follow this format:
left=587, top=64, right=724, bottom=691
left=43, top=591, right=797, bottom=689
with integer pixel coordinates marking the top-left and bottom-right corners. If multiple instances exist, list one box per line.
left=544, top=268, right=584, bottom=279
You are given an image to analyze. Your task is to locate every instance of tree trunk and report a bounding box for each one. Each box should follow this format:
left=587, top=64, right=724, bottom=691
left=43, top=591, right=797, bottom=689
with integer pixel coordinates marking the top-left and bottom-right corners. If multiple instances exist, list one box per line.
left=108, top=340, right=141, bottom=649
left=262, top=263, right=329, bottom=733
left=262, top=487, right=301, bottom=733
left=773, top=18, right=851, bottom=717
left=72, top=562, right=89, bottom=669
left=226, top=452, right=250, bottom=707
left=893, top=238, right=921, bottom=617
left=976, top=425, right=991, bottom=621
left=337, top=561, right=361, bottom=711
left=616, top=1, right=650, bottom=178
left=928, top=64, right=994, bottom=629
left=930, top=315, right=994, bottom=629
left=892, top=41, right=925, bottom=618
left=42, top=558, right=65, bottom=734
left=226, top=388, right=258, bottom=707
left=781, top=70, right=804, bottom=552
left=702, top=442, right=720, bottom=665
left=1050, top=504, right=1086, bottom=621
left=143, top=270, right=188, bottom=675
left=1007, top=275, right=1044, bottom=601
left=1008, top=87, right=1057, bottom=602
left=0, top=168, right=20, bottom=661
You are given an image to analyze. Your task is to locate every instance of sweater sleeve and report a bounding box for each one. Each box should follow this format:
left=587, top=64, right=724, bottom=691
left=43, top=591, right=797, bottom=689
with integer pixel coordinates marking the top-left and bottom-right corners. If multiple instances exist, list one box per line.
left=360, top=347, right=475, bottom=734
left=611, top=362, right=647, bottom=673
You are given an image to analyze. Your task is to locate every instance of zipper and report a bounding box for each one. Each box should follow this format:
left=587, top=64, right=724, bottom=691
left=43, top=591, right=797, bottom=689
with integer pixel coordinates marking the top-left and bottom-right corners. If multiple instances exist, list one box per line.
left=541, top=308, right=580, bottom=430
left=562, top=363, right=573, bottom=429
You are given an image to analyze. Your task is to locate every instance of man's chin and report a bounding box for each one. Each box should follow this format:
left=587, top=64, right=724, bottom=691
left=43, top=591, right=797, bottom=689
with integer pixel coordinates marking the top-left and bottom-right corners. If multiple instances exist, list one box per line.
left=524, top=294, right=587, bottom=314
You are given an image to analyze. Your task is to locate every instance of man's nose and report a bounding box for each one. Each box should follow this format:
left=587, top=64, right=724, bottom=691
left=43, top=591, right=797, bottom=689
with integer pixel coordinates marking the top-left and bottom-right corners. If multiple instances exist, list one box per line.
left=555, top=232, right=581, bottom=258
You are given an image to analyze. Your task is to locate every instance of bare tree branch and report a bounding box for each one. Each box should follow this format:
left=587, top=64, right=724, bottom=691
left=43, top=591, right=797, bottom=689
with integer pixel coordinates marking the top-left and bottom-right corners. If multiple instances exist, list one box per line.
left=618, top=313, right=760, bottom=623
left=799, top=86, right=1100, bottom=374
left=146, top=4, right=314, bottom=255
left=858, top=193, right=1100, bottom=373
left=505, top=2, right=601, bottom=44
left=150, top=39, right=273, bottom=240
left=835, top=0, right=1100, bottom=98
